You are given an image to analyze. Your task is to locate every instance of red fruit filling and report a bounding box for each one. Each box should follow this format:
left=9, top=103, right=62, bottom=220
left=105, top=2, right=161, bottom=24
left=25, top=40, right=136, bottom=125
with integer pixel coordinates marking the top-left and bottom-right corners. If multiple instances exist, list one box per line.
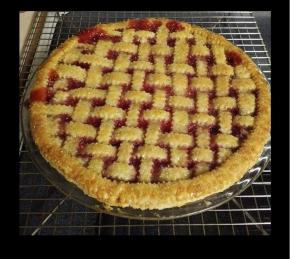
left=78, top=27, right=108, bottom=44
left=232, top=126, right=249, bottom=141
left=165, top=55, right=174, bottom=65
left=230, top=107, right=240, bottom=116
left=81, top=49, right=94, bottom=55
left=187, top=55, right=196, bottom=66
left=137, top=117, right=148, bottom=129
left=188, top=123, right=197, bottom=135
left=143, top=84, right=155, bottom=94
left=226, top=51, right=242, bottom=67
left=149, top=38, right=156, bottom=45
left=148, top=54, right=155, bottom=64
left=187, top=38, right=196, bottom=46
left=47, top=70, right=59, bottom=87
left=229, top=88, right=238, bottom=98
left=128, top=19, right=162, bottom=32
left=65, top=97, right=79, bottom=107
left=210, top=125, right=220, bottom=135
left=130, top=54, right=138, bottom=62
left=206, top=55, right=215, bottom=66
left=166, top=20, right=184, bottom=32
left=160, top=120, right=172, bottom=133
left=141, top=102, right=152, bottom=110
left=133, top=37, right=140, bottom=45
left=91, top=98, right=105, bottom=107
left=107, top=50, right=118, bottom=60
left=86, top=117, right=101, bottom=128
left=102, top=67, right=113, bottom=74
left=30, top=87, right=48, bottom=103
left=67, top=78, right=85, bottom=90
left=130, top=157, right=141, bottom=173
left=167, top=38, right=176, bottom=47
left=118, top=99, right=131, bottom=110
left=72, top=61, right=90, bottom=70
left=77, top=137, right=95, bottom=156
left=114, top=119, right=126, bottom=128
left=58, top=114, right=72, bottom=123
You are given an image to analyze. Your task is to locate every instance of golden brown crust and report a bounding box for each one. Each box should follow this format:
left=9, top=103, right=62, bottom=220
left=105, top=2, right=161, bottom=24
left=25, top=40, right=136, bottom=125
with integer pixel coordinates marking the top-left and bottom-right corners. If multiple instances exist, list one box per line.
left=29, top=18, right=271, bottom=210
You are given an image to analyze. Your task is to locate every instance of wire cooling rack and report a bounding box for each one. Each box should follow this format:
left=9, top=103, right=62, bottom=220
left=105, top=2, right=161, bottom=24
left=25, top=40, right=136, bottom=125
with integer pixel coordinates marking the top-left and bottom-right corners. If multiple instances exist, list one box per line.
left=19, top=11, right=271, bottom=235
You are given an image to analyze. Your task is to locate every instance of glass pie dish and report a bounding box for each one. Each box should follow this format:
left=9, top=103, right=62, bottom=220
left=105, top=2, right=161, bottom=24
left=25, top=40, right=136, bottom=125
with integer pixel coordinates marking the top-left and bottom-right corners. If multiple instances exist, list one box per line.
left=20, top=65, right=271, bottom=220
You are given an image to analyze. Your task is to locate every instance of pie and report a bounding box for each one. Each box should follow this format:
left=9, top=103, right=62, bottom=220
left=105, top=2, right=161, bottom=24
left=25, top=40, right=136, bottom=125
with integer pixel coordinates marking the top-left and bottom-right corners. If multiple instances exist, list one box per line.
left=29, top=18, right=270, bottom=210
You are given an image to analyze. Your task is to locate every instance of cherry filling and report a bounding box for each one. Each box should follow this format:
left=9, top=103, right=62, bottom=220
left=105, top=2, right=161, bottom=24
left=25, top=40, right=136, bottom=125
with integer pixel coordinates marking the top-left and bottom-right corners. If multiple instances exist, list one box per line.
left=187, top=161, right=195, bottom=171
left=47, top=70, right=59, bottom=87
left=143, top=84, right=155, bottom=94
left=186, top=87, right=196, bottom=98
left=165, top=55, right=174, bottom=65
left=141, top=101, right=152, bottom=110
left=133, top=37, right=140, bottom=45
left=187, top=38, right=196, bottom=46
left=206, top=55, right=215, bottom=66
left=187, top=55, right=196, bottom=67
left=167, top=38, right=176, bottom=47
left=98, top=84, right=109, bottom=90
left=208, top=90, right=216, bottom=100
left=229, top=88, right=238, bottom=98
left=117, top=99, right=131, bottom=110
left=114, top=119, right=126, bottom=128
left=232, top=125, right=250, bottom=142
left=148, top=54, right=155, bottom=64
left=102, top=67, right=113, bottom=74
left=128, top=19, right=162, bottom=32
left=130, top=157, right=141, bottom=175
left=30, top=87, right=53, bottom=103
left=78, top=27, right=107, bottom=43
left=127, top=68, right=134, bottom=74
left=151, top=160, right=168, bottom=182
left=109, top=139, right=121, bottom=147
left=77, top=137, right=95, bottom=157
left=226, top=51, right=242, bottom=67
left=107, top=50, right=119, bottom=60
left=86, top=116, right=101, bottom=128
left=230, top=107, right=240, bottom=116
left=160, top=120, right=172, bottom=133
left=78, top=27, right=120, bottom=44
left=91, top=98, right=105, bottom=107
left=81, top=49, right=94, bottom=55
left=188, top=123, right=197, bottom=135
left=58, top=114, right=72, bottom=124
left=58, top=118, right=68, bottom=141
left=208, top=106, right=218, bottom=117
left=137, top=117, right=148, bottom=129
left=103, top=157, right=117, bottom=171
left=210, top=138, right=218, bottom=152
left=122, top=84, right=132, bottom=93
left=111, top=36, right=122, bottom=43
left=166, top=20, right=184, bottom=32
left=130, top=54, right=138, bottom=62
left=67, top=78, right=85, bottom=90
left=72, top=61, right=90, bottom=70
left=64, top=97, right=79, bottom=107
left=210, top=125, right=220, bottom=135
left=149, top=38, right=156, bottom=45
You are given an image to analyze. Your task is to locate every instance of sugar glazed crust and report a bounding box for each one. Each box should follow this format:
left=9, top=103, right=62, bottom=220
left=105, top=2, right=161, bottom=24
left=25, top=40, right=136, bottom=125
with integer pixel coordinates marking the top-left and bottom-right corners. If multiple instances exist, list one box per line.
left=29, top=18, right=270, bottom=210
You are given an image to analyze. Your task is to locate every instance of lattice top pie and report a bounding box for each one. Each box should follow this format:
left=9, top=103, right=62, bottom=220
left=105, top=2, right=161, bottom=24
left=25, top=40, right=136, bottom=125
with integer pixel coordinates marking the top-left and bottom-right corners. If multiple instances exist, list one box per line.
left=29, top=19, right=270, bottom=210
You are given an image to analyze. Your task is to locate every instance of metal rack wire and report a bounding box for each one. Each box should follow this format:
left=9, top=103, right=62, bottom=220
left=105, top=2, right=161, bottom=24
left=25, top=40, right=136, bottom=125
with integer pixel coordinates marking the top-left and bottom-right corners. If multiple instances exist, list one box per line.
left=19, top=11, right=271, bottom=235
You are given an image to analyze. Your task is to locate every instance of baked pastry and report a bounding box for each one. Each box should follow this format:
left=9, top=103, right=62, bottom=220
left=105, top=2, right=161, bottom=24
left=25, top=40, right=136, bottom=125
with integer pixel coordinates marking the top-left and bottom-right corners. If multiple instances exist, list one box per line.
left=29, top=18, right=270, bottom=210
